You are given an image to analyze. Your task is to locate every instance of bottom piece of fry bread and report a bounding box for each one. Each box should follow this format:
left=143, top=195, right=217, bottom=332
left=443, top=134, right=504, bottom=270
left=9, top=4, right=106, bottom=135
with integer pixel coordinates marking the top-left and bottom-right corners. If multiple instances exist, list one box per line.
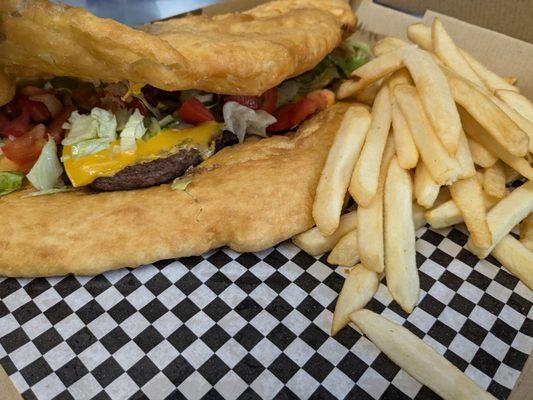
left=350, top=310, right=496, bottom=400
left=331, top=265, right=379, bottom=335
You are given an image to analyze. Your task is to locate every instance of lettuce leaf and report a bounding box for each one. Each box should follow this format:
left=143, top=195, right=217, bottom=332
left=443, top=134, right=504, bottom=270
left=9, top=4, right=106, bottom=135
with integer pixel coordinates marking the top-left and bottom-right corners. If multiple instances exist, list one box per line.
left=223, top=102, right=277, bottom=143
left=26, top=138, right=64, bottom=191
left=120, top=109, right=146, bottom=152
left=62, top=111, right=98, bottom=145
left=71, top=138, right=113, bottom=158
left=0, top=171, right=24, bottom=196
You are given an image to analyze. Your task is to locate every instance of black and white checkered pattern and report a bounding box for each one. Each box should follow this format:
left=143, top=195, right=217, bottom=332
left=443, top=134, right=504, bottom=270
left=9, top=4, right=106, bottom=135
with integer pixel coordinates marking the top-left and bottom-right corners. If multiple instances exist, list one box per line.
left=0, top=225, right=531, bottom=399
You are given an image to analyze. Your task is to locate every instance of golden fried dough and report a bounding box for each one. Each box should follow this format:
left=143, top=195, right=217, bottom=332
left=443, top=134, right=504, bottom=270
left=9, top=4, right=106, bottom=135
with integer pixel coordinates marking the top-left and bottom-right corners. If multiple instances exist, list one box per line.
left=0, top=0, right=355, bottom=96
left=0, top=103, right=350, bottom=277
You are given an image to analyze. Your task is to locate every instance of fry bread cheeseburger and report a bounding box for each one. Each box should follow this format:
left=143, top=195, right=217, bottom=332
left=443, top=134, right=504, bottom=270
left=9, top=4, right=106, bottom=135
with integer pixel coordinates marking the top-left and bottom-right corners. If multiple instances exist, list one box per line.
left=0, top=0, right=365, bottom=276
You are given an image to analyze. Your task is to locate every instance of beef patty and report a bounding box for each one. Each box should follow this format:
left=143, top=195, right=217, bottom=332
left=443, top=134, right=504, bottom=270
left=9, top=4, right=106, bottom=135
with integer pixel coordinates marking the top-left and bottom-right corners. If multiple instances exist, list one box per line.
left=89, top=130, right=238, bottom=191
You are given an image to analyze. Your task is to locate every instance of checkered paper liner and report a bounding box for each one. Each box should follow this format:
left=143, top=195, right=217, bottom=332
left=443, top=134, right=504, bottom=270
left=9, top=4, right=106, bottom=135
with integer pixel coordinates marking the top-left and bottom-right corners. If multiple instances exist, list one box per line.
left=0, top=224, right=531, bottom=400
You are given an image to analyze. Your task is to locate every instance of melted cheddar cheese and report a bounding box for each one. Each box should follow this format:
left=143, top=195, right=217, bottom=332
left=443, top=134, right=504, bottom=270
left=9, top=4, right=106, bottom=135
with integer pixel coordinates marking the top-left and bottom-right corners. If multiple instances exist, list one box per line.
left=63, top=122, right=222, bottom=187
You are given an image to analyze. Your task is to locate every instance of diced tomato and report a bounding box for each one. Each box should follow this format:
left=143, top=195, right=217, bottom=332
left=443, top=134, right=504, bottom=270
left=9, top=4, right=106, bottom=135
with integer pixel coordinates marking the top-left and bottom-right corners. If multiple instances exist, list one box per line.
left=0, top=113, right=9, bottom=132
left=176, top=98, right=215, bottom=124
left=47, top=106, right=75, bottom=144
left=0, top=108, right=31, bottom=138
left=267, top=92, right=328, bottom=132
left=259, top=88, right=278, bottom=113
left=23, top=97, right=51, bottom=122
left=223, top=95, right=261, bottom=110
left=19, top=86, right=47, bottom=97
left=267, top=102, right=296, bottom=132
left=2, top=134, right=45, bottom=166
left=126, top=97, right=148, bottom=116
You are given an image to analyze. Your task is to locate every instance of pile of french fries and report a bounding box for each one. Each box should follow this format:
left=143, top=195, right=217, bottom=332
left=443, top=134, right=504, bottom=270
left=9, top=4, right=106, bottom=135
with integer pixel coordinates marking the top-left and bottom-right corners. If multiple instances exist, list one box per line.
left=293, top=18, right=533, bottom=400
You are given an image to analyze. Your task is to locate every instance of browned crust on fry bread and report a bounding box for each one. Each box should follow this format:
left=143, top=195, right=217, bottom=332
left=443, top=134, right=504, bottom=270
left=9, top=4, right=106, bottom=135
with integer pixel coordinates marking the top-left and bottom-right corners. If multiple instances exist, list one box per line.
left=0, top=103, right=350, bottom=277
left=0, top=0, right=355, bottom=95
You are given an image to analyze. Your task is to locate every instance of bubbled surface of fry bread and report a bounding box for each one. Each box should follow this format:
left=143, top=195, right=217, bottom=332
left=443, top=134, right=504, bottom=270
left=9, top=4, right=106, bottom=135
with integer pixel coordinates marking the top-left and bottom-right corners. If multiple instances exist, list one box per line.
left=0, top=0, right=355, bottom=96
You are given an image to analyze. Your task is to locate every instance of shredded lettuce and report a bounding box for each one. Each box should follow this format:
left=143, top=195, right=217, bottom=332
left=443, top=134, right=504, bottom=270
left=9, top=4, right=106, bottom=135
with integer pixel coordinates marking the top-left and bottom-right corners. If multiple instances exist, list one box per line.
left=276, top=80, right=300, bottom=107
left=180, top=90, right=215, bottom=106
left=329, top=40, right=372, bottom=77
left=120, top=109, right=146, bottom=152
left=27, top=138, right=64, bottom=191
left=90, top=108, right=117, bottom=140
left=62, top=111, right=98, bottom=145
left=0, top=171, right=24, bottom=196
left=24, top=188, right=73, bottom=197
left=158, top=115, right=175, bottom=128
left=71, top=138, right=113, bottom=158
left=171, top=175, right=193, bottom=191
left=222, top=102, right=277, bottom=143
left=294, top=58, right=340, bottom=95
left=144, top=117, right=161, bottom=140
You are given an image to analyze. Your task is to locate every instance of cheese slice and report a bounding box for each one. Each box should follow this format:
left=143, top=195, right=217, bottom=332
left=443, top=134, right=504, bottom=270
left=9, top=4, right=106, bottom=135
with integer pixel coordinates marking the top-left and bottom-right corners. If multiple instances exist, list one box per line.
left=63, top=122, right=222, bottom=187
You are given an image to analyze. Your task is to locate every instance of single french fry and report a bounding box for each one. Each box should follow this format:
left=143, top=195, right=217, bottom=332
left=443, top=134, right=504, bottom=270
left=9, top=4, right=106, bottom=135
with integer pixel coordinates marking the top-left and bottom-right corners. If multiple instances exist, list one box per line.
left=449, top=176, right=492, bottom=249
left=449, top=76, right=529, bottom=157
left=387, top=69, right=414, bottom=90
left=0, top=70, right=15, bottom=107
left=401, top=47, right=462, bottom=155
left=467, top=137, right=498, bottom=168
left=432, top=18, right=485, bottom=88
left=413, top=203, right=427, bottom=229
left=337, top=48, right=405, bottom=99
left=373, top=37, right=409, bottom=56
left=327, top=229, right=360, bottom=267
left=414, top=162, right=440, bottom=209
left=467, top=181, right=533, bottom=258
left=391, top=99, right=418, bottom=169
left=350, top=86, right=392, bottom=207
left=503, top=164, right=521, bottom=184
left=357, top=137, right=395, bottom=273
left=352, top=83, right=380, bottom=105
left=492, top=235, right=533, bottom=290
left=492, top=96, right=533, bottom=153
left=407, top=23, right=433, bottom=51
left=292, top=211, right=357, bottom=256
left=350, top=310, right=497, bottom=400
left=394, top=85, right=461, bottom=185
left=483, top=161, right=506, bottom=199
left=425, top=192, right=500, bottom=229
left=407, top=22, right=517, bottom=94
left=313, top=106, right=370, bottom=235
left=331, top=265, right=379, bottom=335
left=519, top=214, right=533, bottom=252
left=384, top=157, right=419, bottom=313
left=460, top=107, right=533, bottom=180
left=496, top=89, right=533, bottom=124
left=455, top=129, right=476, bottom=179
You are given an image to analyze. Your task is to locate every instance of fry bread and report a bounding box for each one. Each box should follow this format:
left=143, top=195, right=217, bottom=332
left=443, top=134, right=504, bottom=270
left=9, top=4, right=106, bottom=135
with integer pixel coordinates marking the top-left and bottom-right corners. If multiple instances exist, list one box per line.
left=0, top=0, right=355, bottom=96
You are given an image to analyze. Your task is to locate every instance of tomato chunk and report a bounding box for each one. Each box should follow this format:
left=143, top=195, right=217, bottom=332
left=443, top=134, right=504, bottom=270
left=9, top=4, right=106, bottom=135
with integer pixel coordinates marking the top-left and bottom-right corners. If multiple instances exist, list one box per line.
left=176, top=98, right=214, bottom=124
left=2, top=134, right=45, bottom=166
left=267, top=91, right=328, bottom=132
left=0, top=108, right=31, bottom=138
left=259, top=88, right=278, bottom=113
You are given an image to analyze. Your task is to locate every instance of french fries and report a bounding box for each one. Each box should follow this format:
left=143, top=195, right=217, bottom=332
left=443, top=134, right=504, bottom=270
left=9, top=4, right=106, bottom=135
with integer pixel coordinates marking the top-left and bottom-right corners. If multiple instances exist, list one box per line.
left=350, top=86, right=392, bottom=207
left=357, top=138, right=395, bottom=273
left=373, top=37, right=409, bottom=56
left=407, top=22, right=518, bottom=93
left=432, top=18, right=485, bottom=88
left=449, top=176, right=492, bottom=249
left=467, top=181, right=533, bottom=258
left=406, top=23, right=433, bottom=51
left=401, top=47, right=462, bottom=155
left=449, top=76, right=529, bottom=157
left=331, top=265, right=379, bottom=335
left=467, top=137, right=498, bottom=168
left=492, top=235, right=533, bottom=290
left=337, top=48, right=405, bottom=98
left=491, top=96, right=533, bottom=153
left=350, top=310, right=497, bottom=400
left=425, top=192, right=500, bottom=229
left=483, top=161, right=507, bottom=199
left=327, top=229, right=359, bottom=267
left=454, top=129, right=476, bottom=179
left=496, top=89, right=533, bottom=123
left=292, top=211, right=357, bottom=256
left=460, top=107, right=533, bottom=180
left=313, top=106, right=370, bottom=235
left=413, top=203, right=427, bottom=229
left=414, top=162, right=440, bottom=209
left=391, top=99, right=419, bottom=169
left=520, top=214, right=533, bottom=251
left=384, top=157, right=419, bottom=313
left=394, top=85, right=461, bottom=185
